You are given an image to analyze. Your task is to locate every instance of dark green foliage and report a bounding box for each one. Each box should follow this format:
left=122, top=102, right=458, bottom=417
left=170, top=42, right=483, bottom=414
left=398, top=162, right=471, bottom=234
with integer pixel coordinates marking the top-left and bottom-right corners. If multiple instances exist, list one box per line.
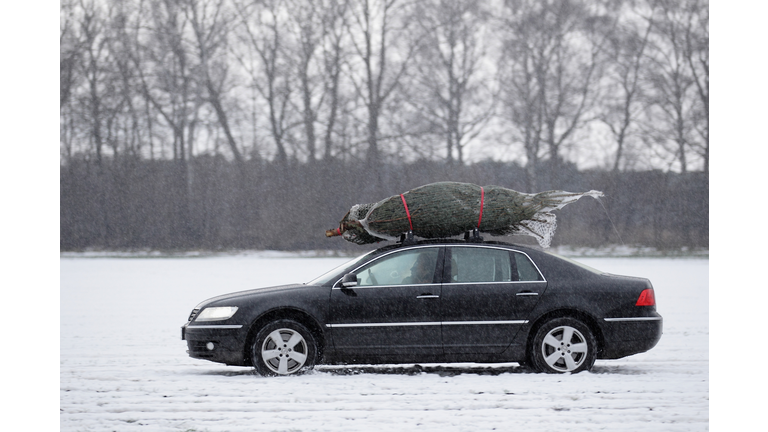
left=334, top=182, right=602, bottom=247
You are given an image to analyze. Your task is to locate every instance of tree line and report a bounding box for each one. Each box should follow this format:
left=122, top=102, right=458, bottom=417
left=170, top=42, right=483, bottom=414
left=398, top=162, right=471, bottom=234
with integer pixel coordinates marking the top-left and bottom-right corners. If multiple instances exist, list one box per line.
left=59, top=0, right=708, bottom=251
left=60, top=157, right=708, bottom=251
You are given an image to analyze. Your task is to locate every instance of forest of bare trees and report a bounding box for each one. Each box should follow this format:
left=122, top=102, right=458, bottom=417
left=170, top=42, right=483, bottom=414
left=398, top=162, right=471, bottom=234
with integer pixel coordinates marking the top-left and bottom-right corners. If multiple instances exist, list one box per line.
left=60, top=0, right=708, bottom=251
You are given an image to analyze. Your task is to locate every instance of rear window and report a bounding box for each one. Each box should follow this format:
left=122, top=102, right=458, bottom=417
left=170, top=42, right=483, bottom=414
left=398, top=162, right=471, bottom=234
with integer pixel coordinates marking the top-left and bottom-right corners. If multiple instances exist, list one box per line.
left=513, top=252, right=543, bottom=281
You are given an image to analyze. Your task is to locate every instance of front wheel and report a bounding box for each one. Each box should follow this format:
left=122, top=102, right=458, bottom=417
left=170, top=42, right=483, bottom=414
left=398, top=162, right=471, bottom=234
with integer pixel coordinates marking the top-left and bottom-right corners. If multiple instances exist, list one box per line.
left=252, top=319, right=317, bottom=376
left=530, top=317, right=597, bottom=374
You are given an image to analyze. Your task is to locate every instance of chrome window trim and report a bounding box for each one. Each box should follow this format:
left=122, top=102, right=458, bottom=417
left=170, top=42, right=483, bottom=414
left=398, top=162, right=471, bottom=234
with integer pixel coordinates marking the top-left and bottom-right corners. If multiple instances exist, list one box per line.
left=603, top=317, right=662, bottom=322
left=446, top=280, right=547, bottom=286
left=186, top=324, right=244, bottom=329
left=330, top=244, right=547, bottom=288
left=327, top=322, right=441, bottom=328
left=332, top=282, right=442, bottom=290
left=442, top=320, right=528, bottom=325
left=331, top=280, right=545, bottom=290
left=326, top=320, right=528, bottom=328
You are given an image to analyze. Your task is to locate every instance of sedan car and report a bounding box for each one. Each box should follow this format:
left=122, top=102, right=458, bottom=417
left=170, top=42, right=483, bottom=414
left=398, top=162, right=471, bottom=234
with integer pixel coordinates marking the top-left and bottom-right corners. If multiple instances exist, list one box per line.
left=182, top=240, right=662, bottom=375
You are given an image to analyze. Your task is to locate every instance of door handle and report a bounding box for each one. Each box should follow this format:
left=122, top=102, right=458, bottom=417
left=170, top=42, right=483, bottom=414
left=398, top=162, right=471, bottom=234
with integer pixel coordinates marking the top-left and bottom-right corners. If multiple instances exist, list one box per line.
left=516, top=291, right=539, bottom=296
left=416, top=294, right=440, bottom=299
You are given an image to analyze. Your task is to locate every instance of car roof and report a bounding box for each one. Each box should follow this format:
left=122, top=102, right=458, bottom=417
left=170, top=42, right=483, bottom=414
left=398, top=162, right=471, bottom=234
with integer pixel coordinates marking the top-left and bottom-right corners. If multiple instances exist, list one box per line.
left=369, top=238, right=542, bottom=256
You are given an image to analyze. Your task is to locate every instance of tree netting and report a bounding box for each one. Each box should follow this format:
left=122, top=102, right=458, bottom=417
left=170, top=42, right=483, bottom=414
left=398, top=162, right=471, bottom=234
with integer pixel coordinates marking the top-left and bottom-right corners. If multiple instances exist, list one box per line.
left=325, top=182, right=603, bottom=248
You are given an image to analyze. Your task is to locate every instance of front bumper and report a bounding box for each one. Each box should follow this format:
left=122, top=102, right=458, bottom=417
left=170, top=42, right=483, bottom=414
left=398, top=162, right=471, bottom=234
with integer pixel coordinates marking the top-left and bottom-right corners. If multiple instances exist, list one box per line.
left=599, top=314, right=663, bottom=359
left=182, top=322, right=249, bottom=366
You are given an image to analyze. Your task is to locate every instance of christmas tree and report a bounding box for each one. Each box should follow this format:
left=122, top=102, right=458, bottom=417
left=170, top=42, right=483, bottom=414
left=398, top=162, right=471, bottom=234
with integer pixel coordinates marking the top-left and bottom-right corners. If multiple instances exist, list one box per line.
left=326, top=182, right=602, bottom=248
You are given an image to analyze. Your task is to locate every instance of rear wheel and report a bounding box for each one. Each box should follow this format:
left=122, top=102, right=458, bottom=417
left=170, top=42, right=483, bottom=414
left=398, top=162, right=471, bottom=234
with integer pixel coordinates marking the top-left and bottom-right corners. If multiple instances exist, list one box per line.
left=252, top=319, right=317, bottom=376
left=530, top=317, right=596, bottom=374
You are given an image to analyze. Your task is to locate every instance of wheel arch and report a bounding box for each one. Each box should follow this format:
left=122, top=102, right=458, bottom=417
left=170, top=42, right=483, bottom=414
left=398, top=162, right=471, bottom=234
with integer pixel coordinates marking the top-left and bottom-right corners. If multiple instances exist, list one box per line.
left=243, top=307, right=326, bottom=366
left=526, top=308, right=605, bottom=359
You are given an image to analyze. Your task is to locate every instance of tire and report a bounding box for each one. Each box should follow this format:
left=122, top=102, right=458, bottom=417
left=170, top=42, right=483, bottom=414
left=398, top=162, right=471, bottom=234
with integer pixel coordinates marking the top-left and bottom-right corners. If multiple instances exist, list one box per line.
left=530, top=317, right=597, bottom=374
left=252, top=319, right=317, bottom=376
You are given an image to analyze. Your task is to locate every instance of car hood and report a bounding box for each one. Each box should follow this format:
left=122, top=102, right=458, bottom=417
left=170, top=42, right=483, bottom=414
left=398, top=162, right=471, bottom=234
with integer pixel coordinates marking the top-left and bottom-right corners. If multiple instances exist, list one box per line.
left=194, top=283, right=309, bottom=309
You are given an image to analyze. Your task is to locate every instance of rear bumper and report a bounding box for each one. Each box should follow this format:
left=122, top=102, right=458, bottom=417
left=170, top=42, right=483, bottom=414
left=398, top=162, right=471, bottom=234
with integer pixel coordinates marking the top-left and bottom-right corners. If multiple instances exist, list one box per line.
left=599, top=315, right=663, bottom=359
left=182, top=323, right=249, bottom=366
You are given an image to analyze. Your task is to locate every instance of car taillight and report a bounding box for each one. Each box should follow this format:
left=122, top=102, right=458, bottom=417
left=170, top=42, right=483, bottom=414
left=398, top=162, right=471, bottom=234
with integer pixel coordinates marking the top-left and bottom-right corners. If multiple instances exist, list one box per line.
left=636, top=289, right=656, bottom=306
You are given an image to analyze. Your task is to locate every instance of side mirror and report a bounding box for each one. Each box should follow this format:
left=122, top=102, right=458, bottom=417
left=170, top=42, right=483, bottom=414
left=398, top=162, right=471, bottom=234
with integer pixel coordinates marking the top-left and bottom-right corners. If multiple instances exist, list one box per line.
left=341, top=273, right=358, bottom=288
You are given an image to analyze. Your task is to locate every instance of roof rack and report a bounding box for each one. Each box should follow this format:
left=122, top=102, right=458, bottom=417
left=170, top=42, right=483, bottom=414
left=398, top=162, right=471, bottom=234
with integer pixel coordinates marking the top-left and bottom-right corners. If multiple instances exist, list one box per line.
left=464, top=228, right=484, bottom=243
left=397, top=229, right=486, bottom=245
left=398, top=231, right=417, bottom=245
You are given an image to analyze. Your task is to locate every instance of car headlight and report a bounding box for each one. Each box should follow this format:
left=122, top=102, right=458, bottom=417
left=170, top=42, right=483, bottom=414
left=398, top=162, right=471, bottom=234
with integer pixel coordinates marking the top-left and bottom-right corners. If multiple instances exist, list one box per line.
left=195, top=306, right=239, bottom=322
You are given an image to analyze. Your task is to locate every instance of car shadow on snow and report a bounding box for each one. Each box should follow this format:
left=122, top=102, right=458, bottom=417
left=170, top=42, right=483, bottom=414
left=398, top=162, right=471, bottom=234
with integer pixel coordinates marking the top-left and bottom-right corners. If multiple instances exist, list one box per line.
left=189, top=364, right=534, bottom=377
left=317, top=364, right=649, bottom=376
left=193, top=369, right=259, bottom=377
left=588, top=364, right=650, bottom=375
left=314, top=363, right=535, bottom=376
left=190, top=363, right=646, bottom=377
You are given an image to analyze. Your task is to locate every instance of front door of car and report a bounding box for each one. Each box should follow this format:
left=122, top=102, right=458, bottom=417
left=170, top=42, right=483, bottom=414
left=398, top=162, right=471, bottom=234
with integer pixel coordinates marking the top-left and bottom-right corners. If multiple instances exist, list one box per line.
left=440, top=246, right=546, bottom=354
left=329, top=246, right=444, bottom=357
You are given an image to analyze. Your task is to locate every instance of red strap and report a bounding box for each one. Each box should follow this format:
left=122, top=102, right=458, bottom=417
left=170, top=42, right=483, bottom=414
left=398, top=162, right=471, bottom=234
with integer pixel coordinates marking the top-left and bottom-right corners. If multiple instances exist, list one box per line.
left=400, top=194, right=413, bottom=231
left=337, top=227, right=342, bottom=236
left=477, top=187, right=485, bottom=228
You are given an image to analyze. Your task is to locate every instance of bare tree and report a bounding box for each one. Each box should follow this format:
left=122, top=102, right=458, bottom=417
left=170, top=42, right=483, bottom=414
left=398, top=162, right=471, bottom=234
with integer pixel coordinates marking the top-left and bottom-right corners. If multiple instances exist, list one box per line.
left=498, top=13, right=542, bottom=189
left=135, top=0, right=204, bottom=163
left=599, top=2, right=653, bottom=172
left=62, top=0, right=153, bottom=163
left=59, top=0, right=708, bottom=176
left=233, top=0, right=295, bottom=165
left=61, top=0, right=81, bottom=110
left=408, top=0, right=494, bottom=165
left=77, top=0, right=110, bottom=166
left=124, top=0, right=212, bottom=241
left=498, top=0, right=609, bottom=188
left=317, top=0, right=352, bottom=160
left=642, top=0, right=706, bottom=173
left=346, top=0, right=418, bottom=169
left=279, top=0, right=323, bottom=161
left=186, top=0, right=244, bottom=163
left=103, top=0, right=155, bottom=160
left=682, top=0, right=708, bottom=173
left=61, top=0, right=82, bottom=164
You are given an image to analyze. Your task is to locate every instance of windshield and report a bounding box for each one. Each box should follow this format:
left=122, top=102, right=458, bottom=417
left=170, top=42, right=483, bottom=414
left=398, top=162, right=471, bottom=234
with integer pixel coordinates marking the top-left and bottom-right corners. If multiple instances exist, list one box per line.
left=306, top=251, right=376, bottom=286
left=542, top=250, right=605, bottom=275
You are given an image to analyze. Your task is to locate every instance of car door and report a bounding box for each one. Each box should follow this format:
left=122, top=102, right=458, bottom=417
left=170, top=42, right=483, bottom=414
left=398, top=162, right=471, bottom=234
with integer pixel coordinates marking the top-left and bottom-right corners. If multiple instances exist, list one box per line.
left=328, top=246, right=444, bottom=356
left=441, top=246, right=546, bottom=354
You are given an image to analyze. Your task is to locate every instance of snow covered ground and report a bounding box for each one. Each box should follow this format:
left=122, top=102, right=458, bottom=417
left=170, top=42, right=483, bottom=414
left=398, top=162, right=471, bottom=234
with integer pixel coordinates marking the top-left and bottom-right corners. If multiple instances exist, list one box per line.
left=60, top=253, right=709, bottom=431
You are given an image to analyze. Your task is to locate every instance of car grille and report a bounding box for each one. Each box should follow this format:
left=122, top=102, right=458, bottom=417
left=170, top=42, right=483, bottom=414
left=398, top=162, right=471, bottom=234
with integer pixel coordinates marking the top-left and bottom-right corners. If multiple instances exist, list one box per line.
left=188, top=308, right=200, bottom=322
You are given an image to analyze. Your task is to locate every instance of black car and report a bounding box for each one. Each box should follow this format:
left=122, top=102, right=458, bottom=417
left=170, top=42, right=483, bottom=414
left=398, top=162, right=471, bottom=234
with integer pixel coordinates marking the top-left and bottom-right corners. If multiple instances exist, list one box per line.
left=182, top=240, right=662, bottom=375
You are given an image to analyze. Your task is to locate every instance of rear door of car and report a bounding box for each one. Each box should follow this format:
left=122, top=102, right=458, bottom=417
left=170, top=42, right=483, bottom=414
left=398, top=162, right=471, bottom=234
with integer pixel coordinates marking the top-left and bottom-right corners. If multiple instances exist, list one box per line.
left=328, top=246, right=444, bottom=356
left=440, top=245, right=546, bottom=354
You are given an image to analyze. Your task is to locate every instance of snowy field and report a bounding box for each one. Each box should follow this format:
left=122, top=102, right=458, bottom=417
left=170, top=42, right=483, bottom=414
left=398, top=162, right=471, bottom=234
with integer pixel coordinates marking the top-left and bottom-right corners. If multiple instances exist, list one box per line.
left=60, top=252, right=709, bottom=431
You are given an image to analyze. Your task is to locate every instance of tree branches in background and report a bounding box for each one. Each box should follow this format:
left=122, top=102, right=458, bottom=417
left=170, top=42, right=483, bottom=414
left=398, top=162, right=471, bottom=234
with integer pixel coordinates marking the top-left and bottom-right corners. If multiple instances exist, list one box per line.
left=59, top=0, right=709, bottom=250
left=61, top=0, right=709, bottom=174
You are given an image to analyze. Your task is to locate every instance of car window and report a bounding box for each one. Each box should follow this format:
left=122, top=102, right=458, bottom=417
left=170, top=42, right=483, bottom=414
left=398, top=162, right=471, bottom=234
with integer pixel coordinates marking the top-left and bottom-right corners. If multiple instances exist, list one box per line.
left=450, top=247, right=512, bottom=283
left=514, top=252, right=543, bottom=281
left=354, top=248, right=440, bottom=286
